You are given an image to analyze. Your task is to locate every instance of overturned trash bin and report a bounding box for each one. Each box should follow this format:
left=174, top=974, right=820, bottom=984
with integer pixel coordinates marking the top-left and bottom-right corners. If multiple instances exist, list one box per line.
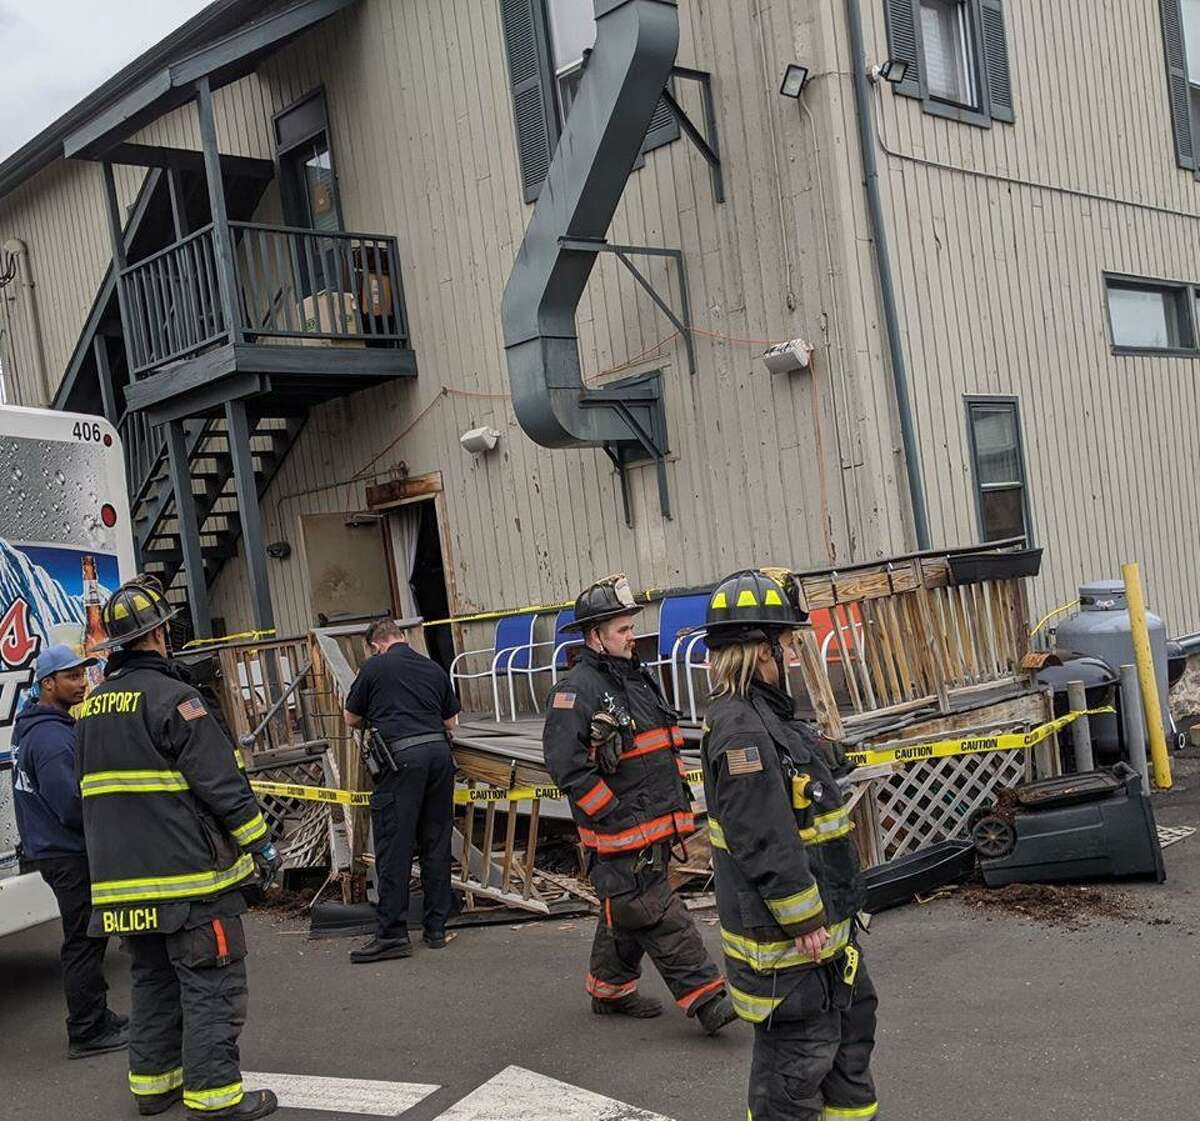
left=973, top=763, right=1165, bottom=888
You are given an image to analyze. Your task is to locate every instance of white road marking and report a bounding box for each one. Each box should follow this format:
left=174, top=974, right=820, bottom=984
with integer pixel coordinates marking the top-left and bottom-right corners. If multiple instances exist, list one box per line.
left=436, top=1065, right=675, bottom=1121
left=240, top=1072, right=439, bottom=1116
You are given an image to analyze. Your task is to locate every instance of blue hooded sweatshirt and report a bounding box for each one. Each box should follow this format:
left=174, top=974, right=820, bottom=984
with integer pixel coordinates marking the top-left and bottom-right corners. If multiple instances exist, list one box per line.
left=11, top=703, right=86, bottom=861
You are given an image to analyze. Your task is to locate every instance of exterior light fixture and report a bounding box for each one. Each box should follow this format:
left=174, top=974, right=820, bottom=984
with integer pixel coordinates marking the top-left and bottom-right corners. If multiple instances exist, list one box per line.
left=871, top=58, right=910, bottom=85
left=779, top=64, right=810, bottom=99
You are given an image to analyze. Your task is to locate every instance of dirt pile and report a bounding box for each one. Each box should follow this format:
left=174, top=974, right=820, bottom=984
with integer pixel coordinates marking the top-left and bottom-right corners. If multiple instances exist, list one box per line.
left=958, top=881, right=1142, bottom=930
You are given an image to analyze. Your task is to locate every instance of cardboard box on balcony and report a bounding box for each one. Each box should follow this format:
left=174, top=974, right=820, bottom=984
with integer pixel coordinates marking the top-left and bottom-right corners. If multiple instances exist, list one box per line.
left=283, top=291, right=364, bottom=347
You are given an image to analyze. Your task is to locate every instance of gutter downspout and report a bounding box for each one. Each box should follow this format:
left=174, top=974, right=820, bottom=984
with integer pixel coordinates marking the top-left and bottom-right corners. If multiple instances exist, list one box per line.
left=844, top=0, right=931, bottom=551
left=4, top=239, right=51, bottom=406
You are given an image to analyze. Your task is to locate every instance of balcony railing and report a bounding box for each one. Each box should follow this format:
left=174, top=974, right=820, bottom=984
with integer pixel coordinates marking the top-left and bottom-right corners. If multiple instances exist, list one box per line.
left=118, top=221, right=409, bottom=376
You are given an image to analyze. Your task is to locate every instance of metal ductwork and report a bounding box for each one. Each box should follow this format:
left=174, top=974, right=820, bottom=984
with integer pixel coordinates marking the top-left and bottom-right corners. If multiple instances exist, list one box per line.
left=502, top=0, right=678, bottom=468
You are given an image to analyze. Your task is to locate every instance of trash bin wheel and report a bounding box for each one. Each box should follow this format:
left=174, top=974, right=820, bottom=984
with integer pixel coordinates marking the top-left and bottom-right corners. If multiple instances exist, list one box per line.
left=971, top=814, right=1017, bottom=859
left=965, top=805, right=995, bottom=836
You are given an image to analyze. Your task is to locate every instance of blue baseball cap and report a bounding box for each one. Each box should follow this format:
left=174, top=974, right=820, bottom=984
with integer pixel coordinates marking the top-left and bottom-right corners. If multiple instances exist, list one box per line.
left=35, top=644, right=99, bottom=681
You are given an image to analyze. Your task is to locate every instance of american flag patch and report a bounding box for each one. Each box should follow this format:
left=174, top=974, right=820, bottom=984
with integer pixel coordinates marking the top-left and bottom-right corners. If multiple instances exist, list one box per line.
left=177, top=697, right=207, bottom=722
left=726, top=746, right=763, bottom=776
left=552, top=691, right=577, bottom=710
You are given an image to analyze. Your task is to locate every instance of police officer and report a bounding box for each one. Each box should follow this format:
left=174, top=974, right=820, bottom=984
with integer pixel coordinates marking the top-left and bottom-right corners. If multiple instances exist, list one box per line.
left=343, top=618, right=461, bottom=963
left=543, top=575, right=735, bottom=1034
left=700, top=570, right=878, bottom=1121
left=75, top=580, right=280, bottom=1120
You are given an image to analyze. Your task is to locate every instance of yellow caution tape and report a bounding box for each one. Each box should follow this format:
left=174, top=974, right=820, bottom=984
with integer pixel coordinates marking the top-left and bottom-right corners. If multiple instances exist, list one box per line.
left=182, top=629, right=278, bottom=650
left=250, top=779, right=373, bottom=807
left=844, top=707, right=1115, bottom=768
left=250, top=710, right=1112, bottom=808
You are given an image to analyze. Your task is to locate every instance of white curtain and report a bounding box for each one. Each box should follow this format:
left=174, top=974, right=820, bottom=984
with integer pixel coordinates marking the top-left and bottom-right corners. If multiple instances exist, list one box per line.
left=388, top=506, right=422, bottom=620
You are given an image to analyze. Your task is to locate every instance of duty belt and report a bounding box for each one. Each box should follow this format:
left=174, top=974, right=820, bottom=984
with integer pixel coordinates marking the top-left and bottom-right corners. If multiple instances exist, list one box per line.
left=386, top=732, right=450, bottom=753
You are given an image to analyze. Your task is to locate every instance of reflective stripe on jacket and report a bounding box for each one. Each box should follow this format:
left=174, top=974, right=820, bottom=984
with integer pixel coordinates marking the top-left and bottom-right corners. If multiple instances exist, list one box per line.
left=701, top=682, right=865, bottom=1021
left=76, top=651, right=265, bottom=917
left=542, top=647, right=694, bottom=856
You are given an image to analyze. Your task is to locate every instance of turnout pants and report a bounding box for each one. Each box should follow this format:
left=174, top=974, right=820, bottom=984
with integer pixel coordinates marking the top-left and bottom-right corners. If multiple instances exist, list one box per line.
left=35, top=854, right=111, bottom=1044
left=372, top=739, right=455, bottom=941
left=587, top=846, right=724, bottom=1015
left=749, top=957, right=878, bottom=1121
left=126, top=905, right=250, bottom=1114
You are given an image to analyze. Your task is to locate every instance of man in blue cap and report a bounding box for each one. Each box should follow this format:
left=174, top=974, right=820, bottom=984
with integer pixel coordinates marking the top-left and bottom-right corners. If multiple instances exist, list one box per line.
left=12, top=643, right=128, bottom=1059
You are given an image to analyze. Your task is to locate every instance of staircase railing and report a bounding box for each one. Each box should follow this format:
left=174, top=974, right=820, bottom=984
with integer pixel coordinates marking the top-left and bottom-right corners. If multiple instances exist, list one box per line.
left=119, top=223, right=226, bottom=376
left=118, top=408, right=165, bottom=505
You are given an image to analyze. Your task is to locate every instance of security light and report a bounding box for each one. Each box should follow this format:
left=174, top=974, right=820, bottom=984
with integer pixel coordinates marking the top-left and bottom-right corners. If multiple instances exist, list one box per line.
left=779, top=64, right=810, bottom=99
left=875, top=58, right=910, bottom=85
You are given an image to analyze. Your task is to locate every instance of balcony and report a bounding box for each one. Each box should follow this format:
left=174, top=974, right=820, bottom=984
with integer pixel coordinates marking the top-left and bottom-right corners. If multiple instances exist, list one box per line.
left=119, top=221, right=410, bottom=376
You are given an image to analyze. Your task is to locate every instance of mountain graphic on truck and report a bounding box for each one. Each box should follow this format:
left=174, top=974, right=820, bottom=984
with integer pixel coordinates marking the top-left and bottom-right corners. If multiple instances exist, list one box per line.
left=0, top=537, right=88, bottom=642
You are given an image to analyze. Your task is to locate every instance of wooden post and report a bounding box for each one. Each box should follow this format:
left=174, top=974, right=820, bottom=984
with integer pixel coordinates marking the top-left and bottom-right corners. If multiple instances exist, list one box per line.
left=92, top=335, right=118, bottom=423
left=224, top=399, right=274, bottom=633
left=195, top=77, right=241, bottom=343
left=100, top=161, right=136, bottom=375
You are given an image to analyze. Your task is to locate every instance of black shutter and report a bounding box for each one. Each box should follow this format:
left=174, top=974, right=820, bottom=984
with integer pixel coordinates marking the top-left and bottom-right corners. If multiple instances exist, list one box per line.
left=1160, top=0, right=1196, bottom=170
left=884, top=0, right=923, bottom=99
left=500, top=0, right=557, bottom=202
left=979, top=0, right=1015, bottom=123
left=642, top=86, right=681, bottom=154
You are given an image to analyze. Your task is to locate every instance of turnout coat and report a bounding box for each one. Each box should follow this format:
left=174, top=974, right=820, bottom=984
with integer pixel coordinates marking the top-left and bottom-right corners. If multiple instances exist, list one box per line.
left=701, top=680, right=866, bottom=1023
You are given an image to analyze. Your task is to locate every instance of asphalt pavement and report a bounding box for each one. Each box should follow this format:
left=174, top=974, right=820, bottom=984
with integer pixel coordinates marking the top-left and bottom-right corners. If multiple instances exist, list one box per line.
left=4, top=757, right=1199, bottom=1121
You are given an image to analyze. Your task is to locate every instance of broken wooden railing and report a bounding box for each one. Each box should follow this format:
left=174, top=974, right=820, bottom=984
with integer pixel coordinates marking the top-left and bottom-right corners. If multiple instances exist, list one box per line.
left=782, top=540, right=1056, bottom=863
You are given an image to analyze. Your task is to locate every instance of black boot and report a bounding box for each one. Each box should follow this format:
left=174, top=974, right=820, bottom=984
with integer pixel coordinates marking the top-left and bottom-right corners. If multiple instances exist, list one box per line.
left=67, top=1018, right=129, bottom=1059
left=350, top=937, right=413, bottom=964
left=136, top=1088, right=182, bottom=1116
left=423, top=929, right=451, bottom=949
left=695, top=992, right=738, bottom=1036
left=207, top=1090, right=278, bottom=1120
left=591, top=992, right=664, bottom=1018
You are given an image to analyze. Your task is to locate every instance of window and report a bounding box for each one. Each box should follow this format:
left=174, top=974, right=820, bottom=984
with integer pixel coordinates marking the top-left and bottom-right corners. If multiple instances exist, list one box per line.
left=1104, top=277, right=1196, bottom=353
left=547, top=0, right=594, bottom=119
left=500, top=0, right=680, bottom=203
left=885, top=0, right=1014, bottom=126
left=274, top=91, right=342, bottom=233
left=1163, top=0, right=1200, bottom=170
left=920, top=0, right=977, bottom=107
left=965, top=398, right=1032, bottom=544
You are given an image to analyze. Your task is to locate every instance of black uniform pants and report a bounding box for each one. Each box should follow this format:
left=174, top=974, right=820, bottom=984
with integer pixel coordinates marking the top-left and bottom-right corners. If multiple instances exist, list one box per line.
left=35, top=854, right=111, bottom=1044
left=588, top=847, right=724, bottom=1014
left=749, top=957, right=878, bottom=1121
left=126, top=913, right=249, bottom=1113
left=372, top=740, right=455, bottom=941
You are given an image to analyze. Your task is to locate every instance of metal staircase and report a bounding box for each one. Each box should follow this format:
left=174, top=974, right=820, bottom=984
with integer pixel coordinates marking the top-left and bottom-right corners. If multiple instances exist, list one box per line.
left=131, top=411, right=306, bottom=628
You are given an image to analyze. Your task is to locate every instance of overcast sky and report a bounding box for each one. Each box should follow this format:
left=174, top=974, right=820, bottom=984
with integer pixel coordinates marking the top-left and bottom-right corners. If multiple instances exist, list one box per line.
left=0, top=0, right=212, bottom=161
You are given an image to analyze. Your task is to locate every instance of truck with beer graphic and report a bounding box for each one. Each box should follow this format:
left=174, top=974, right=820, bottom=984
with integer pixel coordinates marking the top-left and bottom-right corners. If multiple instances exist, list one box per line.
left=0, top=405, right=135, bottom=937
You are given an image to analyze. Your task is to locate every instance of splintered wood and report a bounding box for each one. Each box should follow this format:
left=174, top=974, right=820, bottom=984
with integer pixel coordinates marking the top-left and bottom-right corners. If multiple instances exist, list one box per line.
left=791, top=550, right=1035, bottom=742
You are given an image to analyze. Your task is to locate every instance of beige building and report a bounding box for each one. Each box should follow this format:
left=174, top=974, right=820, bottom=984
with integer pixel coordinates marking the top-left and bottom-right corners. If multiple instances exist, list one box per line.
left=0, top=0, right=1198, bottom=658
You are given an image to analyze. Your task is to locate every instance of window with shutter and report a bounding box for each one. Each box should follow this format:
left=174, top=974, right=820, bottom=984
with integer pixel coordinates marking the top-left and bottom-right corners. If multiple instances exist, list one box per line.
left=884, top=0, right=1015, bottom=126
left=500, top=0, right=557, bottom=203
left=501, top=0, right=680, bottom=203
left=1161, top=0, right=1199, bottom=171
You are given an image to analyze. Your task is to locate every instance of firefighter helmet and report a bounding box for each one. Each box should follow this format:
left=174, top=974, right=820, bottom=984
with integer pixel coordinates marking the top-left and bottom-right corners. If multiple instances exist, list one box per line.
left=704, top=569, right=801, bottom=649
left=97, top=577, right=179, bottom=651
left=565, top=574, right=643, bottom=632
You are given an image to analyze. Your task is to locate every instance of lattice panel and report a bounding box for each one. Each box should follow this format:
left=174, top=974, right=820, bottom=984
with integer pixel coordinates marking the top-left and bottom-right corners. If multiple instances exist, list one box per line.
left=247, top=757, right=330, bottom=869
left=873, top=749, right=1026, bottom=860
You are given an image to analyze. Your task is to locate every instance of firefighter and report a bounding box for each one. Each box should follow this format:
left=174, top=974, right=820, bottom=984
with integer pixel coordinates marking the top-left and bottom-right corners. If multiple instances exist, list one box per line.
left=543, top=574, right=735, bottom=1035
left=700, top=569, right=878, bottom=1121
left=75, top=579, right=281, bottom=1120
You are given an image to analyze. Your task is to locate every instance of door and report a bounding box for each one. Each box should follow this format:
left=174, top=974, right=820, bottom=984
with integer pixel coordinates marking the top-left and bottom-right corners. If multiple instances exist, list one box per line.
left=386, top=500, right=454, bottom=672
left=300, top=512, right=393, bottom=625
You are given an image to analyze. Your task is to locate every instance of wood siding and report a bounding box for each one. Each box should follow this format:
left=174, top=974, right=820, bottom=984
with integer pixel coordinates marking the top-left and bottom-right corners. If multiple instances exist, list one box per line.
left=4, top=0, right=1199, bottom=638
left=208, top=0, right=902, bottom=637
left=852, top=0, right=1200, bottom=628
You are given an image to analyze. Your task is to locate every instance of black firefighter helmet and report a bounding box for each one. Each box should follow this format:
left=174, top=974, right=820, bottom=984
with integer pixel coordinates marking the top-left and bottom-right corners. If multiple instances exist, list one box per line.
left=704, top=568, right=803, bottom=649
left=96, top=577, right=179, bottom=652
left=565, top=573, right=643, bottom=632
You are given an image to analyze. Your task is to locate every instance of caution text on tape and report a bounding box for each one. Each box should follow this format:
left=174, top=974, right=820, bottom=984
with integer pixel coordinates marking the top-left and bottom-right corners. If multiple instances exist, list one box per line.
left=250, top=710, right=1112, bottom=808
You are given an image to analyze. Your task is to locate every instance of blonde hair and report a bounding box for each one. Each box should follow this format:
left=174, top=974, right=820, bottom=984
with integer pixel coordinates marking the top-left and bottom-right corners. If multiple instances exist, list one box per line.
left=709, top=641, right=768, bottom=699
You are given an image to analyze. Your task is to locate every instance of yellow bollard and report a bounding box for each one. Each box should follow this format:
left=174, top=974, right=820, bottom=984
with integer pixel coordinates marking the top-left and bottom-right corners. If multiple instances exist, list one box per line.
left=1121, top=562, right=1173, bottom=790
